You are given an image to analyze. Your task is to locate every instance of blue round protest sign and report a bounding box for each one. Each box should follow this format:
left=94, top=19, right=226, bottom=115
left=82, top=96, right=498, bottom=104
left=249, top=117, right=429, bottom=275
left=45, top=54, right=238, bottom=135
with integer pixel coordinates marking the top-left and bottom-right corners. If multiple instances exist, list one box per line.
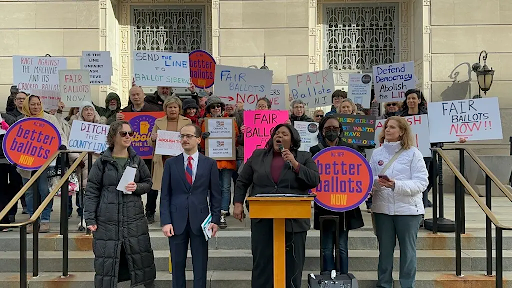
left=310, top=146, right=373, bottom=212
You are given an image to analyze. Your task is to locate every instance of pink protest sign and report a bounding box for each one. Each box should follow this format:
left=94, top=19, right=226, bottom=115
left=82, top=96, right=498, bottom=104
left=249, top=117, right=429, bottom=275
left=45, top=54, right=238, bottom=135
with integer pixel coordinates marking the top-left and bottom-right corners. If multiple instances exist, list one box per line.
left=243, top=110, right=289, bottom=162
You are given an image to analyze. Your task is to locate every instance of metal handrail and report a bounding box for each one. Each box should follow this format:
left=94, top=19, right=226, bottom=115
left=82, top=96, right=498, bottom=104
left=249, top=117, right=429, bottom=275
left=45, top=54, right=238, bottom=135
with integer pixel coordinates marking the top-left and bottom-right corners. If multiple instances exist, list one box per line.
left=433, top=147, right=511, bottom=288
left=0, top=151, right=60, bottom=224
left=433, top=148, right=512, bottom=230
left=462, top=147, right=512, bottom=201
left=0, top=151, right=87, bottom=228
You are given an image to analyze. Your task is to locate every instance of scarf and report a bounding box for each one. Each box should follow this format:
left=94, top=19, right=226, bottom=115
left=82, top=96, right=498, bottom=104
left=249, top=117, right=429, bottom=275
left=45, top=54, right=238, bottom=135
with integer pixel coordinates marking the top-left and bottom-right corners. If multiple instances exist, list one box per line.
left=184, top=114, right=200, bottom=125
left=21, top=97, right=44, bottom=118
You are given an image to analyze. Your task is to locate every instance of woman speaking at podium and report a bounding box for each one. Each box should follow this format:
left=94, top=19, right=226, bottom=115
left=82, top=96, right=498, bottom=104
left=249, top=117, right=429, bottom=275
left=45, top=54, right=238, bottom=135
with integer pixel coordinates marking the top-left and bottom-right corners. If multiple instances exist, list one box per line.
left=233, top=123, right=320, bottom=288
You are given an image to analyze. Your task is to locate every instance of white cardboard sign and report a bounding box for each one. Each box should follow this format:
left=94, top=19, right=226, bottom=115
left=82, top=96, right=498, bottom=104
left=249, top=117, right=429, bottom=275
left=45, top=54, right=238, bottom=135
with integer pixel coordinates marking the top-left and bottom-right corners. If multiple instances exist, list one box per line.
left=373, top=61, right=415, bottom=103
left=207, top=138, right=234, bottom=159
left=295, top=121, right=319, bottom=152
left=31, top=89, right=61, bottom=110
left=428, top=97, right=503, bottom=143
left=207, top=118, right=233, bottom=138
left=348, top=73, right=372, bottom=108
left=13, top=56, right=67, bottom=93
left=288, top=69, right=335, bottom=108
left=133, top=51, right=190, bottom=87
left=214, top=65, right=273, bottom=105
left=81, top=51, right=113, bottom=85
left=268, top=84, right=286, bottom=111
left=375, top=115, right=431, bottom=156
left=155, top=130, right=183, bottom=156
left=59, top=70, right=91, bottom=107
left=68, top=120, right=108, bottom=153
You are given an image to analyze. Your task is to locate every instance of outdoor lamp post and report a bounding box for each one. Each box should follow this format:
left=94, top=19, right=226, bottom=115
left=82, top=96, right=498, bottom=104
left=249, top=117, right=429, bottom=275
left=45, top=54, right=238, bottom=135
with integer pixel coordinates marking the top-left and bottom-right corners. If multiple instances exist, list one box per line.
left=472, top=50, right=495, bottom=97
left=248, top=54, right=269, bottom=70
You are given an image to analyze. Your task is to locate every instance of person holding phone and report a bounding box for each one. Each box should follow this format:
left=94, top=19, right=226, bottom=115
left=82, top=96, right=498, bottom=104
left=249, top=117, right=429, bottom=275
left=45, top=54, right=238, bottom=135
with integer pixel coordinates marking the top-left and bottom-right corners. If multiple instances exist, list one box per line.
left=369, top=116, right=428, bottom=288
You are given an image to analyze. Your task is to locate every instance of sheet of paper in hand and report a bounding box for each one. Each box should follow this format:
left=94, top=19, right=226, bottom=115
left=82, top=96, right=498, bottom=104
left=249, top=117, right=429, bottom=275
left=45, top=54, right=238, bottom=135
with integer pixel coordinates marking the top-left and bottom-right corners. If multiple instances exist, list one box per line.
left=117, top=166, right=136, bottom=194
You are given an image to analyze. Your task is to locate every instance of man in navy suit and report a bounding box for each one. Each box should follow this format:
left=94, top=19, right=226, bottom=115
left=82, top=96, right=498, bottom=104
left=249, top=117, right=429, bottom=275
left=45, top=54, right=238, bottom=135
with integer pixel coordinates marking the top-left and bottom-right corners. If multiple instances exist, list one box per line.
left=160, top=124, right=221, bottom=288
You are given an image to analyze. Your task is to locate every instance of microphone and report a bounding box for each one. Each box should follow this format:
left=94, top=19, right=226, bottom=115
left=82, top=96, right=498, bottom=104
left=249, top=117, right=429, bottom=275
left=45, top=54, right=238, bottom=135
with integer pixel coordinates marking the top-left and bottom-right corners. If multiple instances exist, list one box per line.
left=278, top=144, right=292, bottom=168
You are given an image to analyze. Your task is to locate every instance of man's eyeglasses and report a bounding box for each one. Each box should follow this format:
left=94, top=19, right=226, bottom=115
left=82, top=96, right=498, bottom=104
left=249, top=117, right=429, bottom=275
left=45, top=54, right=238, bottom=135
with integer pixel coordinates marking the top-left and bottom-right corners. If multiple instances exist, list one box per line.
left=119, top=131, right=134, bottom=137
left=180, top=134, right=198, bottom=140
left=315, top=114, right=324, bottom=118
left=386, top=103, right=397, bottom=107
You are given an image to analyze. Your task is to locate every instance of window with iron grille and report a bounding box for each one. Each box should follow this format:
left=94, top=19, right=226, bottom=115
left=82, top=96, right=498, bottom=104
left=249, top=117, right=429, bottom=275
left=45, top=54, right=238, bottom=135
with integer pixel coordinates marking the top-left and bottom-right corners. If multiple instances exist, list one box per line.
left=132, top=7, right=206, bottom=52
left=324, top=4, right=399, bottom=72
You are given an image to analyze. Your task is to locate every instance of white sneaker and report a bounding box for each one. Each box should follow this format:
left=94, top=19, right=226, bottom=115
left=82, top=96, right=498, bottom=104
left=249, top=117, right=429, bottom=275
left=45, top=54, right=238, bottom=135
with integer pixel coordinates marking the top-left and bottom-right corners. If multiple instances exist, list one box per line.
left=77, top=218, right=86, bottom=231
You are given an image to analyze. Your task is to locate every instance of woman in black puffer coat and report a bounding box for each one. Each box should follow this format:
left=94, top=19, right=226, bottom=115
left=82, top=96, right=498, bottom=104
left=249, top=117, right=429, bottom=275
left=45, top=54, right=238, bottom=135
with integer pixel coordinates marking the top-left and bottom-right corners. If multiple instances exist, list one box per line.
left=84, top=120, right=156, bottom=288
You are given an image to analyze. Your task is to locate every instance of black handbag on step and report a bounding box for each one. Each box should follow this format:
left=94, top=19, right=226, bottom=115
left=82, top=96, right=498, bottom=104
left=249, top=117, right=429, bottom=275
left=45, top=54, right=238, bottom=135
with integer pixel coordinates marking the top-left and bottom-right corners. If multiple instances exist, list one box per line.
left=308, top=215, right=359, bottom=288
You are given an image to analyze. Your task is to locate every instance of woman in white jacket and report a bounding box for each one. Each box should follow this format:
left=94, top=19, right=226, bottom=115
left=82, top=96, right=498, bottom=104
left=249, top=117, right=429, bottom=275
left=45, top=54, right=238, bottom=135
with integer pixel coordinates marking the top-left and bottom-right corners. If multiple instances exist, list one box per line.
left=369, top=116, right=428, bottom=288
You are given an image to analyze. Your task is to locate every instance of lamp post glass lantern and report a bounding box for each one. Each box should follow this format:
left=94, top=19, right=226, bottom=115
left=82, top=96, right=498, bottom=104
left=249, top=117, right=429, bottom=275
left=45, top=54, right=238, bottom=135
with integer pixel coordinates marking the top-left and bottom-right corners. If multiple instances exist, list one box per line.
left=472, top=50, right=495, bottom=97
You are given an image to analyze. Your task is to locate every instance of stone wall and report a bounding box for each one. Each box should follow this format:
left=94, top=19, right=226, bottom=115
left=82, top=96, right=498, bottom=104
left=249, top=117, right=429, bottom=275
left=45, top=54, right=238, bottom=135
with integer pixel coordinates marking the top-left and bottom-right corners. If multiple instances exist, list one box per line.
left=217, top=0, right=310, bottom=89
left=430, top=0, right=512, bottom=145
left=0, top=0, right=101, bottom=111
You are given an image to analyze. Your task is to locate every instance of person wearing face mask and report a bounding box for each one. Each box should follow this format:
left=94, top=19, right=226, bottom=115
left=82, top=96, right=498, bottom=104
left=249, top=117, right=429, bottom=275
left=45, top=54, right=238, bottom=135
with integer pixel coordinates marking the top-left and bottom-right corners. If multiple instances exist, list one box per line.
left=148, top=97, right=192, bottom=224
left=93, top=92, right=122, bottom=125
left=309, top=115, right=363, bottom=275
left=201, top=96, right=239, bottom=228
left=233, top=123, right=320, bottom=288
left=369, top=116, right=428, bottom=288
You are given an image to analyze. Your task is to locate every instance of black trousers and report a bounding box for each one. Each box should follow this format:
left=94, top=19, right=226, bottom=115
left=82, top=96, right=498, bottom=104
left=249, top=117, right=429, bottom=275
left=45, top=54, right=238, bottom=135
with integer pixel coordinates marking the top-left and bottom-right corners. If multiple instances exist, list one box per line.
left=0, top=164, right=22, bottom=224
left=143, top=159, right=158, bottom=216
left=251, top=219, right=307, bottom=288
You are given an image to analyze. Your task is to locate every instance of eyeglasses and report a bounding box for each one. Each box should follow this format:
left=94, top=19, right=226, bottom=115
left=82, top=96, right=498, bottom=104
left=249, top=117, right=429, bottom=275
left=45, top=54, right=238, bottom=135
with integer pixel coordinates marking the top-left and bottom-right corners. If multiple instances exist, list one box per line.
left=386, top=103, right=397, bottom=107
left=119, top=131, right=134, bottom=137
left=315, top=114, right=324, bottom=118
left=211, top=104, right=222, bottom=109
left=324, top=126, right=340, bottom=132
left=180, top=134, right=198, bottom=139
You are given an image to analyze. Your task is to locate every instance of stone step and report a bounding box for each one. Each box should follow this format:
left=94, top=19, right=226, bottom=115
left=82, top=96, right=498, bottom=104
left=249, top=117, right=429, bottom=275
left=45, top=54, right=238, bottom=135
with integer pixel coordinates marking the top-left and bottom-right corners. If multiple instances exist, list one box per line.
left=0, top=228, right=510, bottom=252
left=0, top=271, right=508, bottom=288
left=0, top=249, right=510, bottom=273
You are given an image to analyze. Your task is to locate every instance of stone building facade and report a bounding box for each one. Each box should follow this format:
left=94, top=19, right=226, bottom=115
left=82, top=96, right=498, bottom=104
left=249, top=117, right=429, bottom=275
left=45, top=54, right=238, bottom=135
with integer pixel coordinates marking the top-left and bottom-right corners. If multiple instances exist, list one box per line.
left=0, top=0, right=510, bottom=147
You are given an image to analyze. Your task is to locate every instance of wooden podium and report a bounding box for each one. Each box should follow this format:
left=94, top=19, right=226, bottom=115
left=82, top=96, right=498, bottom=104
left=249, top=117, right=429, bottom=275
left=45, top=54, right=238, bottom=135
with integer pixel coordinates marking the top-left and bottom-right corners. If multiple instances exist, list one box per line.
left=247, top=196, right=314, bottom=287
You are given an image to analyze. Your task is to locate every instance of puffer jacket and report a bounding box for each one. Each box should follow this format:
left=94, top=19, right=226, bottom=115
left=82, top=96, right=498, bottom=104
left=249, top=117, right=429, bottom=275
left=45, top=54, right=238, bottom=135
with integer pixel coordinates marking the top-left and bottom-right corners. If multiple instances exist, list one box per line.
left=84, top=147, right=156, bottom=288
left=369, top=141, right=428, bottom=216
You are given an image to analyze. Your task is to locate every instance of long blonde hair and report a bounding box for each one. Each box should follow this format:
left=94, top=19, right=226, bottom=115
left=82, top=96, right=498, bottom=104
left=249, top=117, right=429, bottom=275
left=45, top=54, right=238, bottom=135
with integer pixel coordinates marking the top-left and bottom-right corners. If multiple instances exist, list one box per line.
left=378, top=116, right=414, bottom=149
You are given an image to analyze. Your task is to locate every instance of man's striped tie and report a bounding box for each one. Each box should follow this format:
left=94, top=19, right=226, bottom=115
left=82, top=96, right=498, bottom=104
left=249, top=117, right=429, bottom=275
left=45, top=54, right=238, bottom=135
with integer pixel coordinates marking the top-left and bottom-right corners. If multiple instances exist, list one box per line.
left=185, top=156, right=193, bottom=185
